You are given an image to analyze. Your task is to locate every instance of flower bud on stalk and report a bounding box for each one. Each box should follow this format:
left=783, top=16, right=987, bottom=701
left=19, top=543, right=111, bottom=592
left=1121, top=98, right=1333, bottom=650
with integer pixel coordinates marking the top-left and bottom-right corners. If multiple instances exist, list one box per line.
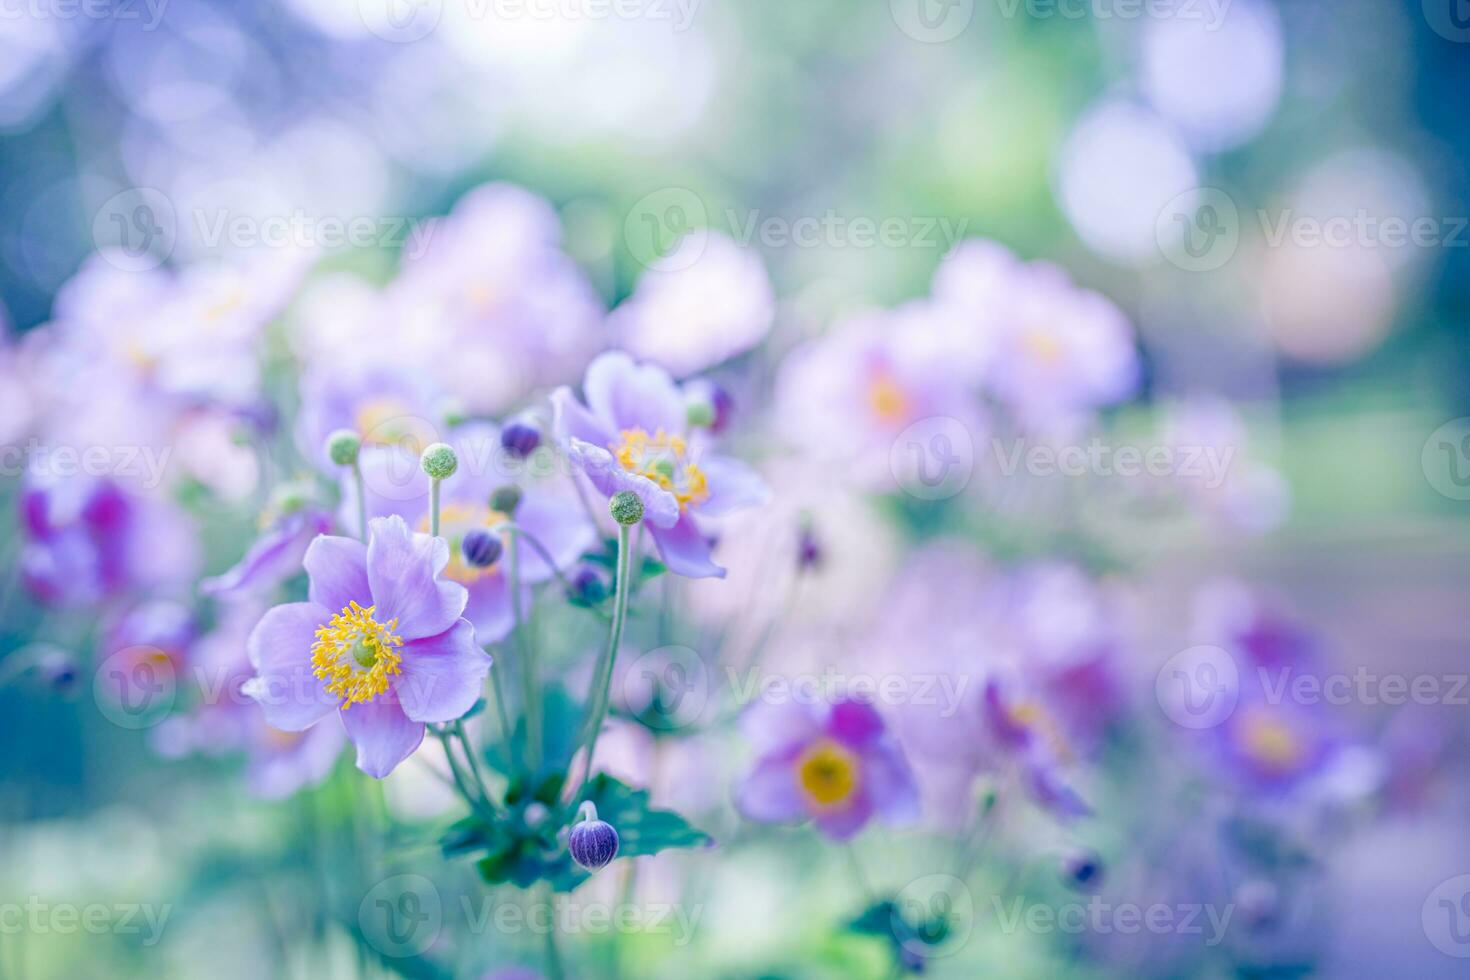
left=568, top=801, right=620, bottom=872
left=325, top=429, right=361, bottom=467
left=609, top=490, right=644, bottom=527
left=462, top=529, right=503, bottom=568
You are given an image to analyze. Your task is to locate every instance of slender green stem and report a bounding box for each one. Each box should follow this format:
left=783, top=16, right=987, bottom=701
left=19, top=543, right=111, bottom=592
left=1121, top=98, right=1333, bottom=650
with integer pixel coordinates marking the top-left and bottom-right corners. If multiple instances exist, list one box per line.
left=429, top=478, right=442, bottom=537
left=540, top=884, right=566, bottom=980
left=508, top=528, right=541, bottom=774
left=486, top=644, right=514, bottom=753
left=352, top=461, right=368, bottom=541
left=568, top=523, right=633, bottom=807
left=454, top=720, right=493, bottom=805
left=435, top=728, right=494, bottom=821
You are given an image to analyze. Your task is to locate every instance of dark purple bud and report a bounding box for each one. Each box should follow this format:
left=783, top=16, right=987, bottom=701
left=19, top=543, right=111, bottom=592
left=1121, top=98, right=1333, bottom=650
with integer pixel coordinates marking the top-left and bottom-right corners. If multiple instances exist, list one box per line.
left=1059, top=848, right=1104, bottom=892
left=501, top=422, right=541, bottom=459
left=569, top=816, right=620, bottom=872
left=462, top=529, right=503, bottom=568
left=568, top=565, right=609, bottom=605
left=797, top=526, right=822, bottom=572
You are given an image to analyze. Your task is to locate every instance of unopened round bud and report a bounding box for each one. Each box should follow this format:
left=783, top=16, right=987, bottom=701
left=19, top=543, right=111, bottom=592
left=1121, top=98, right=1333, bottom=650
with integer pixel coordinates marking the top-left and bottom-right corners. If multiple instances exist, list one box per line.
left=489, top=485, right=522, bottom=516
left=462, top=529, right=503, bottom=568
left=797, top=526, right=822, bottom=572
left=568, top=565, right=610, bottom=605
left=420, top=443, right=458, bottom=480
left=1059, top=848, right=1104, bottom=892
left=326, top=429, right=361, bottom=466
left=609, top=490, right=644, bottom=526
left=501, top=422, right=541, bottom=459
left=569, top=806, right=620, bottom=872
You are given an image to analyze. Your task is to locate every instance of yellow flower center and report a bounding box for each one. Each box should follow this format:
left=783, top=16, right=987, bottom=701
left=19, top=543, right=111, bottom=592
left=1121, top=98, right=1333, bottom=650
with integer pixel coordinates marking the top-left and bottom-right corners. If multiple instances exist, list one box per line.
left=613, top=428, right=709, bottom=509
left=311, top=601, right=404, bottom=709
left=354, top=398, right=437, bottom=449
left=1020, top=328, right=1064, bottom=366
left=1237, top=709, right=1305, bottom=773
left=867, top=373, right=910, bottom=425
left=418, top=502, right=511, bottom=584
left=796, top=739, right=860, bottom=808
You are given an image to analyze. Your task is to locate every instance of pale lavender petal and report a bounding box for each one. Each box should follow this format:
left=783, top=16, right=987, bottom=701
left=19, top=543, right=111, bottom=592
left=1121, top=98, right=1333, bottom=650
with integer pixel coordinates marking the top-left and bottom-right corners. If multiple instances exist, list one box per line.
left=552, top=385, right=615, bottom=447
left=304, top=534, right=370, bottom=613
left=1024, top=753, right=1092, bottom=819
left=739, top=699, right=823, bottom=755
left=814, top=794, right=874, bottom=840
left=463, top=572, right=517, bottom=644
left=514, top=495, right=595, bottom=582
left=247, top=719, right=346, bottom=799
left=648, top=513, right=724, bottom=579
left=583, top=351, right=686, bottom=434
left=697, top=456, right=770, bottom=518
left=567, top=439, right=680, bottom=528
left=366, top=515, right=468, bottom=639
left=341, top=698, right=426, bottom=778
left=861, top=740, right=922, bottom=826
left=244, top=602, right=339, bottom=731
left=735, top=750, right=807, bottom=824
left=202, top=510, right=330, bottom=599
left=396, top=619, right=491, bottom=723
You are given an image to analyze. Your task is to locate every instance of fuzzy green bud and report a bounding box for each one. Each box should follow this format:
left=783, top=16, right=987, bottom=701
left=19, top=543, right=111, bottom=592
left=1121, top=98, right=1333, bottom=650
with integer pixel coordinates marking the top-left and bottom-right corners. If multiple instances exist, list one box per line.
left=420, top=442, right=459, bottom=480
left=325, top=429, right=361, bottom=467
left=489, top=485, right=522, bottom=516
left=609, top=490, right=644, bottom=526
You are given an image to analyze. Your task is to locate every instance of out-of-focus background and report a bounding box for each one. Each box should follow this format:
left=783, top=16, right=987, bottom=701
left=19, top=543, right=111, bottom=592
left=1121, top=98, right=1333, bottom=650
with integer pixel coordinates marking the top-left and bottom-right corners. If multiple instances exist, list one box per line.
left=1, top=1, right=1469, bottom=977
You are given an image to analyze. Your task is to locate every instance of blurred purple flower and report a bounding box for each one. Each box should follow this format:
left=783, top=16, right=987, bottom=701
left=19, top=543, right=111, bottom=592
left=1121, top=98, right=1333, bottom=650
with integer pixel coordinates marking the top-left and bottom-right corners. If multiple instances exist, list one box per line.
left=553, top=352, right=768, bottom=578
left=243, top=515, right=489, bottom=778
left=735, top=697, right=919, bottom=840
left=391, top=183, right=604, bottom=414
left=202, top=506, right=333, bottom=601
left=19, top=473, right=199, bottom=609
left=933, top=239, right=1139, bottom=428
left=611, top=232, right=774, bottom=376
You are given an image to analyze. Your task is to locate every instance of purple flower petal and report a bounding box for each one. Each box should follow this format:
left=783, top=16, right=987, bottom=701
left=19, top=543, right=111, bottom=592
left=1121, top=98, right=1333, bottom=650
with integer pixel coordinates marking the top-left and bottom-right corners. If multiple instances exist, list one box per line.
left=735, top=749, right=807, bottom=823
left=203, top=510, right=331, bottom=599
left=513, top=495, right=595, bottom=582
left=304, top=533, right=370, bottom=613
left=697, top=456, right=769, bottom=518
left=740, top=699, right=823, bottom=755
left=648, top=513, right=725, bottom=579
left=552, top=385, right=615, bottom=447
left=567, top=439, right=680, bottom=528
left=860, top=739, right=921, bottom=826
left=813, top=793, right=874, bottom=840
left=244, top=602, right=339, bottom=731
left=341, top=698, right=426, bottom=778
left=365, top=515, right=468, bottom=640
left=463, top=572, right=517, bottom=644
left=583, top=351, right=686, bottom=434
left=395, top=619, right=491, bottom=724
left=828, top=699, right=889, bottom=747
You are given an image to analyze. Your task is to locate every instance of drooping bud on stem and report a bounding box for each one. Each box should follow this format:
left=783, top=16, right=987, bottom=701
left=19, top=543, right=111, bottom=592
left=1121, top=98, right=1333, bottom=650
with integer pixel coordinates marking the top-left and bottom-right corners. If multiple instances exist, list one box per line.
left=489, top=485, right=522, bottom=516
left=568, top=801, right=620, bottom=872
left=462, top=529, right=503, bottom=569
